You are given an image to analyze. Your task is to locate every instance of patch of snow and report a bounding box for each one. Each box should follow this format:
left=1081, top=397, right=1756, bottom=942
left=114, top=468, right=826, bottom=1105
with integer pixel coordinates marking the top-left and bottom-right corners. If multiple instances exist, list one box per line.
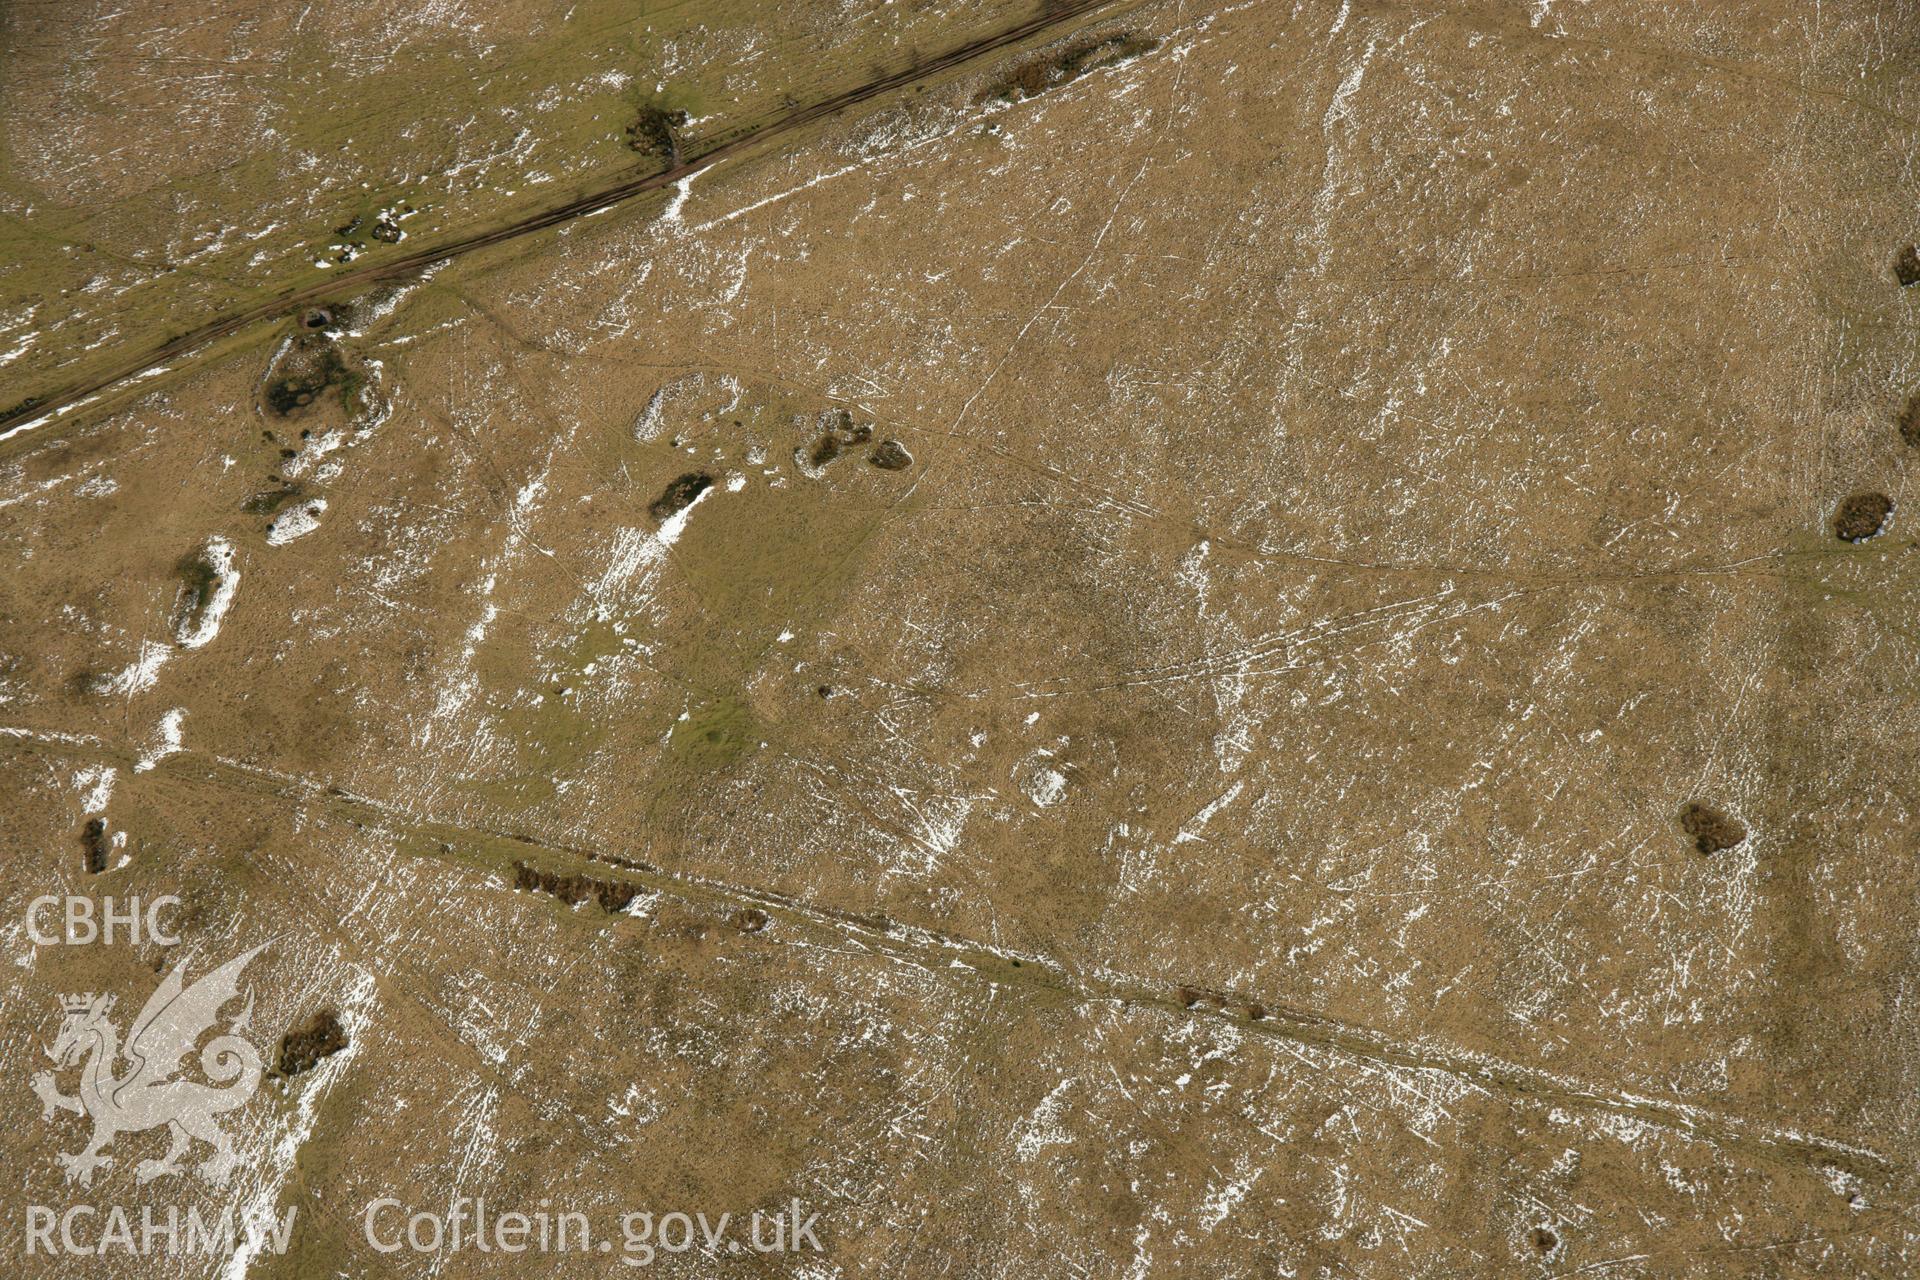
left=1023, top=766, right=1067, bottom=809
left=106, top=640, right=173, bottom=696
left=0, top=329, right=36, bottom=368
left=656, top=482, right=712, bottom=547
left=1174, top=782, right=1244, bottom=844
left=266, top=500, right=326, bottom=546
left=1199, top=1165, right=1263, bottom=1230
left=1014, top=1077, right=1077, bottom=1160
left=661, top=174, right=695, bottom=225
left=74, top=765, right=115, bottom=814
left=134, top=708, right=187, bottom=773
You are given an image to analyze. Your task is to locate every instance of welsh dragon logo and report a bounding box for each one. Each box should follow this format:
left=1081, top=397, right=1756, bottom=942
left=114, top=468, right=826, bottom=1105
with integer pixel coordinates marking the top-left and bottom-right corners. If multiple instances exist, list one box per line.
left=30, top=944, right=266, bottom=1187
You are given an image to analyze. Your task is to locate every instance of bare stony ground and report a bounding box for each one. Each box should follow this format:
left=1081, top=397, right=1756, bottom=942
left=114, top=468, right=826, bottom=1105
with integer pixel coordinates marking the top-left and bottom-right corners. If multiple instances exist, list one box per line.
left=4, top=0, right=1920, bottom=1276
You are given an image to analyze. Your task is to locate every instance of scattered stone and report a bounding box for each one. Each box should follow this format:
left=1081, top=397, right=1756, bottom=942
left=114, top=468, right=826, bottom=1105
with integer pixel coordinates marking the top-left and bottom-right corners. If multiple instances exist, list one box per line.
left=627, top=105, right=689, bottom=162
left=647, top=472, right=712, bottom=523
left=512, top=859, right=638, bottom=912
left=1679, top=802, right=1747, bottom=855
left=1832, top=492, right=1893, bottom=543
left=868, top=439, right=912, bottom=471
left=277, top=1010, right=347, bottom=1078
left=731, top=907, right=771, bottom=933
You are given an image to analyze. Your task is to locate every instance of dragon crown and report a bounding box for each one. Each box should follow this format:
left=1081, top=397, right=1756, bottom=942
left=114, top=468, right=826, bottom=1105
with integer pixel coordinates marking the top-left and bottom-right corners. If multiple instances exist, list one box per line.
left=60, top=992, right=110, bottom=1012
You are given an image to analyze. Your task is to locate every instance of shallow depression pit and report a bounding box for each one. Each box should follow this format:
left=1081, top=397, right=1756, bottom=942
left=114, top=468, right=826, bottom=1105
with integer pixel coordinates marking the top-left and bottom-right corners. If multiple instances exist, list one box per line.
left=667, top=697, right=754, bottom=771
left=808, top=435, right=844, bottom=468
left=832, top=409, right=871, bottom=446
left=648, top=472, right=713, bottom=523
left=795, top=409, right=877, bottom=476
left=1899, top=393, right=1920, bottom=448
left=81, top=818, right=108, bottom=875
left=1896, top=245, right=1920, bottom=287
left=1832, top=492, right=1893, bottom=543
left=277, top=1009, right=347, bottom=1078
left=171, top=539, right=238, bottom=648
left=264, top=344, right=350, bottom=416
left=869, top=439, right=912, bottom=471
left=1679, top=801, right=1747, bottom=855
left=174, top=550, right=221, bottom=625
left=242, top=479, right=305, bottom=516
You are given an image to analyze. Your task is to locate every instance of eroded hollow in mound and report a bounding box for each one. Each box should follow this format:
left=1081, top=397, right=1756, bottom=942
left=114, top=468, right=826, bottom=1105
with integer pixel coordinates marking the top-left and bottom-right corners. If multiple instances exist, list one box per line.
left=1679, top=802, right=1747, bottom=855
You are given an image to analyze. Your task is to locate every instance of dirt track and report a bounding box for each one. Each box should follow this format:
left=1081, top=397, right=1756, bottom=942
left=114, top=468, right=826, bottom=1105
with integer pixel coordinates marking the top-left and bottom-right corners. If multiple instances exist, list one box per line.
left=0, top=0, right=1134, bottom=444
